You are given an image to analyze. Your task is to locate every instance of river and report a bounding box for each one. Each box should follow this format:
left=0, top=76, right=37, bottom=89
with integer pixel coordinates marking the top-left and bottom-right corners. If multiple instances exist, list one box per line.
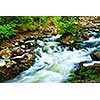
left=5, top=30, right=100, bottom=83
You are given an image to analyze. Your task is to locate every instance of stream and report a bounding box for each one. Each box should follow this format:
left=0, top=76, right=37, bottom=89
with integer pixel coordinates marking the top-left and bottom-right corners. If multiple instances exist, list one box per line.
left=5, top=31, right=100, bottom=83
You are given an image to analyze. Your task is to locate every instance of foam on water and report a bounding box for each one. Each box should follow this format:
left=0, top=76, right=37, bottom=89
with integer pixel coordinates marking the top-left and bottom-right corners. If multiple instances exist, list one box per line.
left=5, top=33, right=100, bottom=83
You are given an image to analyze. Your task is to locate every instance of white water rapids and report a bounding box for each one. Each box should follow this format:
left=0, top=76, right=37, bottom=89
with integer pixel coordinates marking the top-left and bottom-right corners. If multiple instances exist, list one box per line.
left=5, top=31, right=100, bottom=83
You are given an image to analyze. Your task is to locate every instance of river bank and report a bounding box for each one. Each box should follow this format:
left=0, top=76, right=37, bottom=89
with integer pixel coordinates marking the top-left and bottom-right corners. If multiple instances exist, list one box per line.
left=0, top=28, right=58, bottom=81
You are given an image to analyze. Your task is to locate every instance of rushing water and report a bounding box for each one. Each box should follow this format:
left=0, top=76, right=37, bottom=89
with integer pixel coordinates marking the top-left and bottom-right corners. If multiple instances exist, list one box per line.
left=5, top=31, right=100, bottom=83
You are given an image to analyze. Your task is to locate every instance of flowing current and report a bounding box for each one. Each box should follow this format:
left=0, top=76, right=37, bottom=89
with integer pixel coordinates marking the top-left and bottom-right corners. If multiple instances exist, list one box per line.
left=5, top=31, right=100, bottom=83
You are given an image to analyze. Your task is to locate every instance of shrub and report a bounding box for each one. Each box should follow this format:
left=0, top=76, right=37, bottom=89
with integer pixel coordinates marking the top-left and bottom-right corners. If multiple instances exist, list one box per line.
left=0, top=16, right=39, bottom=39
left=0, top=16, right=84, bottom=39
left=51, top=16, right=84, bottom=36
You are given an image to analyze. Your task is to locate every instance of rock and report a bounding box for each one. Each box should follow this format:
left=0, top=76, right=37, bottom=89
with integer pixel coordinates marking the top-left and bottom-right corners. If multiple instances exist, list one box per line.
left=83, top=32, right=89, bottom=39
left=19, top=53, right=35, bottom=65
left=6, top=60, right=16, bottom=68
left=91, top=50, right=100, bottom=60
left=89, top=28, right=100, bottom=32
left=30, top=36, right=34, bottom=38
left=12, top=47, right=25, bottom=56
left=30, top=42, right=34, bottom=46
left=0, top=49, right=12, bottom=58
left=16, top=48, right=25, bottom=55
left=25, top=43, right=33, bottom=49
left=15, top=42, right=19, bottom=46
left=19, top=40, right=24, bottom=43
left=21, top=45, right=26, bottom=49
left=27, top=54, right=34, bottom=60
left=0, top=59, right=6, bottom=67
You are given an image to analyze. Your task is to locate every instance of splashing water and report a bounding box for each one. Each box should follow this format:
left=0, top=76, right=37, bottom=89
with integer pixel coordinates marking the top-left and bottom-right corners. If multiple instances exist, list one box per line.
left=6, top=32, right=100, bottom=83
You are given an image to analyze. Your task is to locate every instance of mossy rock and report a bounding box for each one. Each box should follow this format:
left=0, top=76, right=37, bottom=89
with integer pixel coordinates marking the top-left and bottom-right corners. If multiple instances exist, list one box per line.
left=66, top=63, right=100, bottom=83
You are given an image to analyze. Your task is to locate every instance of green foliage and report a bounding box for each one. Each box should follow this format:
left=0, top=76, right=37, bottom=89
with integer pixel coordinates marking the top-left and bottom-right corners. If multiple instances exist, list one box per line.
left=0, top=16, right=84, bottom=39
left=0, top=17, right=18, bottom=39
left=0, top=16, right=50, bottom=39
left=39, top=16, right=48, bottom=26
left=0, top=16, right=37, bottom=39
left=0, top=24, right=18, bottom=39
left=51, top=16, right=84, bottom=35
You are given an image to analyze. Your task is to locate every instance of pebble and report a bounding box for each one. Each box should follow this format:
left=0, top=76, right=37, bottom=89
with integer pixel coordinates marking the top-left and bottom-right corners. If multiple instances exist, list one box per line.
left=6, top=60, right=16, bottom=68
left=15, top=42, right=19, bottom=46
left=21, top=45, right=26, bottom=49
left=27, top=54, right=34, bottom=60
left=0, top=49, right=12, bottom=58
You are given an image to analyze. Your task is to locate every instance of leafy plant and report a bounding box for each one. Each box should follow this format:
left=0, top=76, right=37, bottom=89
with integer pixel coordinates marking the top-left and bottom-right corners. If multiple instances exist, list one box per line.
left=0, top=16, right=84, bottom=39
left=0, top=24, right=18, bottom=39
left=51, top=16, right=84, bottom=36
left=0, top=16, right=40, bottom=39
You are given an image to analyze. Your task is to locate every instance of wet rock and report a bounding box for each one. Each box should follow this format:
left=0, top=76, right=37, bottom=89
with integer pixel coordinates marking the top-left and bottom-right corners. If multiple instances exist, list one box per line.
left=0, top=59, right=6, bottom=67
left=91, top=50, right=100, bottom=60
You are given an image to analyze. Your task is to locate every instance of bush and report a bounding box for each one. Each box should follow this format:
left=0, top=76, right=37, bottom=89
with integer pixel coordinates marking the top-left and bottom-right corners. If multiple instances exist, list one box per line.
left=0, top=16, right=50, bottom=39
left=51, top=16, right=84, bottom=36
left=0, top=16, right=84, bottom=39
